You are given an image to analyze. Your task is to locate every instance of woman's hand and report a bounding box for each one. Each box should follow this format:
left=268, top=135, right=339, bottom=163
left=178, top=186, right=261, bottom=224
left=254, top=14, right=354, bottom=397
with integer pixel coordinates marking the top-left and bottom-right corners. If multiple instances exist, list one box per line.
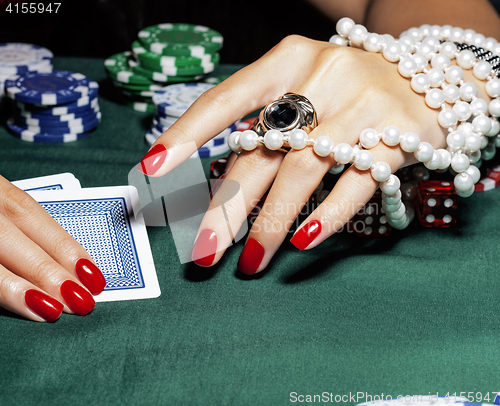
left=140, top=35, right=487, bottom=274
left=0, top=176, right=106, bottom=321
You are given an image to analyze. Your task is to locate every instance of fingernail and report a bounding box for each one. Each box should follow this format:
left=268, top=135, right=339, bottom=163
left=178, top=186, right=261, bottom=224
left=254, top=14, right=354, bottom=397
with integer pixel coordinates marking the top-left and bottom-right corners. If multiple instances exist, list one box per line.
left=192, top=229, right=217, bottom=267
left=138, top=144, right=167, bottom=176
left=25, top=289, right=64, bottom=322
left=237, top=238, right=264, bottom=275
left=290, top=220, right=322, bottom=251
left=60, top=280, right=95, bottom=316
left=75, top=258, right=106, bottom=295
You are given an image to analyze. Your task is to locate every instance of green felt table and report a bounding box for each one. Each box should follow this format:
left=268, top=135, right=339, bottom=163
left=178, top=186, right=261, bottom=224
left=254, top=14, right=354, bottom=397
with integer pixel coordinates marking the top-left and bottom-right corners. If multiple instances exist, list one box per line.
left=0, top=58, right=499, bottom=406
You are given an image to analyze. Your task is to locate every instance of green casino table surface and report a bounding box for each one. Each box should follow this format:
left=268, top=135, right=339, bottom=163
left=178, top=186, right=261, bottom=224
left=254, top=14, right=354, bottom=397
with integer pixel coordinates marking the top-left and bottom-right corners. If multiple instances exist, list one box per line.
left=0, top=58, right=500, bottom=406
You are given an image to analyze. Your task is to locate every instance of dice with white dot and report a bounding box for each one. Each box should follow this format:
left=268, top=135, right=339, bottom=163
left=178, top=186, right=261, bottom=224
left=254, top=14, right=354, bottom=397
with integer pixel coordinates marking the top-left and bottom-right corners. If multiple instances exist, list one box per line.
left=347, top=192, right=393, bottom=237
left=416, top=180, right=458, bottom=228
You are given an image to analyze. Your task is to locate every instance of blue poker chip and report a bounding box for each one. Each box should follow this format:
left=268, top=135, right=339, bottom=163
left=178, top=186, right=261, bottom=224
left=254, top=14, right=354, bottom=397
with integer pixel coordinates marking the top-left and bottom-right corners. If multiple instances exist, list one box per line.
left=152, top=83, right=214, bottom=117
left=15, top=106, right=100, bottom=126
left=7, top=119, right=95, bottom=143
left=13, top=112, right=101, bottom=134
left=5, top=70, right=97, bottom=105
left=145, top=131, right=157, bottom=146
left=192, top=143, right=230, bottom=158
left=0, top=43, right=53, bottom=75
left=17, top=97, right=99, bottom=118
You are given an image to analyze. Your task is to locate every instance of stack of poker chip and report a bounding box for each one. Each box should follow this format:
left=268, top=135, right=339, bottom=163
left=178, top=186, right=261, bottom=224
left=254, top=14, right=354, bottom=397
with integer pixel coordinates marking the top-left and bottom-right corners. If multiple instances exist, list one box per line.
left=147, top=82, right=234, bottom=158
left=104, top=23, right=223, bottom=112
left=5, top=70, right=100, bottom=142
left=0, top=43, right=53, bottom=100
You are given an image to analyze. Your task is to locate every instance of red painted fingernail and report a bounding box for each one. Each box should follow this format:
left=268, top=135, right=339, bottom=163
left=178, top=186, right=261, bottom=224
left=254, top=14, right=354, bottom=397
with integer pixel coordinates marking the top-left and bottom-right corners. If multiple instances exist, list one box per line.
left=138, top=144, right=167, bottom=176
left=25, top=289, right=64, bottom=322
left=290, top=220, right=322, bottom=251
left=237, top=238, right=264, bottom=275
left=192, top=229, right=217, bottom=267
left=75, top=258, right=106, bottom=295
left=60, top=280, right=95, bottom=316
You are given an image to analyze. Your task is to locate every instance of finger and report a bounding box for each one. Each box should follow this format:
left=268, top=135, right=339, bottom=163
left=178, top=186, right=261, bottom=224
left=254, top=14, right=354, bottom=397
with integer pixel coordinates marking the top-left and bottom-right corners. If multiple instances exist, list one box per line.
left=191, top=147, right=284, bottom=267
left=0, top=177, right=106, bottom=295
left=138, top=36, right=333, bottom=177
left=290, top=143, right=408, bottom=250
left=0, top=212, right=95, bottom=316
left=0, top=264, right=63, bottom=322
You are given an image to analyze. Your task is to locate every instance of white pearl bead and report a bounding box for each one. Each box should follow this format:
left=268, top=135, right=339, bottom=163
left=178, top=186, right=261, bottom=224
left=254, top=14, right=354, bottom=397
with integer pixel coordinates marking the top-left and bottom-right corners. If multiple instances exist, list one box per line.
left=329, top=34, right=348, bottom=46
left=228, top=131, right=242, bottom=153
left=441, top=25, right=453, bottom=39
left=400, top=132, right=421, bottom=152
left=398, top=40, right=411, bottom=54
left=313, top=136, right=334, bottom=157
left=424, top=151, right=443, bottom=170
left=399, top=35, right=416, bottom=50
left=425, top=88, right=445, bottom=109
left=469, top=149, right=481, bottom=164
left=382, top=190, right=402, bottom=205
left=449, top=27, right=464, bottom=42
left=463, top=28, right=476, bottom=43
left=353, top=150, right=373, bottom=171
left=387, top=204, right=407, bottom=222
left=407, top=27, right=424, bottom=41
left=349, top=24, right=368, bottom=47
left=363, top=33, right=383, bottom=52
left=454, top=172, right=474, bottom=192
left=336, top=17, right=355, bottom=37
left=288, top=129, right=308, bottom=150
left=473, top=60, right=492, bottom=80
left=466, top=165, right=481, bottom=183
left=423, top=35, right=440, bottom=50
left=371, top=162, right=392, bottom=182
left=438, top=108, right=458, bottom=128
left=419, top=24, right=431, bottom=36
left=427, top=68, right=445, bottom=87
left=458, top=122, right=474, bottom=134
left=453, top=101, right=472, bottom=121
left=481, top=134, right=489, bottom=149
left=411, top=53, right=428, bottom=72
left=443, top=84, right=460, bottom=104
left=359, top=128, right=380, bottom=149
left=456, top=184, right=475, bottom=198
left=263, top=130, right=283, bottom=150
left=379, top=174, right=401, bottom=196
left=484, top=37, right=498, bottom=50
left=471, top=33, right=486, bottom=47
left=398, top=57, right=418, bottom=77
left=411, top=73, right=431, bottom=93
left=439, top=41, right=458, bottom=58
left=456, top=50, right=475, bottom=69
left=489, top=99, right=500, bottom=118
left=492, top=43, right=500, bottom=56
left=239, top=130, right=259, bottom=151
left=444, top=65, right=464, bottom=85
left=460, top=82, right=478, bottom=101
left=381, top=34, right=395, bottom=44
left=487, top=118, right=500, bottom=136
left=383, top=42, right=403, bottom=62
left=333, top=143, right=353, bottom=164
left=472, top=115, right=492, bottom=134
left=485, top=79, right=500, bottom=98
left=446, top=130, right=466, bottom=149
left=328, top=163, right=345, bottom=174
left=437, top=149, right=452, bottom=169
left=470, top=98, right=489, bottom=116
left=430, top=25, right=442, bottom=38
left=465, top=134, right=482, bottom=152
left=414, top=141, right=434, bottom=162
left=451, top=153, right=470, bottom=172
left=431, top=53, right=450, bottom=70
left=382, top=200, right=402, bottom=213
left=382, top=125, right=401, bottom=146
left=417, top=42, right=435, bottom=60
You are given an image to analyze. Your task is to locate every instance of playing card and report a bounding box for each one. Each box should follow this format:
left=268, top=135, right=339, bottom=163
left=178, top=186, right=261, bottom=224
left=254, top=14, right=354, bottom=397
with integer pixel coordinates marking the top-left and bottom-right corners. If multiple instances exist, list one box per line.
left=12, top=172, right=82, bottom=192
left=26, top=185, right=161, bottom=302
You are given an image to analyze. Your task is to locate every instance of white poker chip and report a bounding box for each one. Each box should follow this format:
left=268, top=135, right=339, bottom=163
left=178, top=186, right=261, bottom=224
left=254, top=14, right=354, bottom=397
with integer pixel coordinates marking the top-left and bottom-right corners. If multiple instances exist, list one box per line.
left=152, top=83, right=214, bottom=117
left=145, top=131, right=157, bottom=146
left=0, top=43, right=53, bottom=75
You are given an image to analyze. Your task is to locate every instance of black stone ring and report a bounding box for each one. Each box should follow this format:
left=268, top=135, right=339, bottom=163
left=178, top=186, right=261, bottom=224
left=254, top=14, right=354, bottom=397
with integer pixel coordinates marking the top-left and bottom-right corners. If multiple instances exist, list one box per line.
left=251, top=93, right=318, bottom=137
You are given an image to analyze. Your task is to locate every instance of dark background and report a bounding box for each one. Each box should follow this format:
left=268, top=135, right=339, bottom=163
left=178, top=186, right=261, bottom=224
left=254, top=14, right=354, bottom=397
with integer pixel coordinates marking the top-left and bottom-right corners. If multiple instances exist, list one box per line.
left=0, top=0, right=336, bottom=65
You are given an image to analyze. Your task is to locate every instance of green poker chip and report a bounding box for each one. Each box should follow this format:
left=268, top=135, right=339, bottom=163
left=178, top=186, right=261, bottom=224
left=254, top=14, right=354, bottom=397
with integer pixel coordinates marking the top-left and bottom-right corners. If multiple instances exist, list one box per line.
left=122, top=89, right=155, bottom=98
left=128, top=59, right=205, bottom=83
left=131, top=40, right=218, bottom=67
left=137, top=53, right=220, bottom=76
left=137, top=23, right=223, bottom=57
left=104, top=51, right=155, bottom=85
left=125, top=101, right=155, bottom=113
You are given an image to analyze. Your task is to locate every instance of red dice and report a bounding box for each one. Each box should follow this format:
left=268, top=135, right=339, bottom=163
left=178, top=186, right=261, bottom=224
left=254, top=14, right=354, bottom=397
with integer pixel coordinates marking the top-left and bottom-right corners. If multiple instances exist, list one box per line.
left=347, top=192, right=392, bottom=237
left=416, top=180, right=458, bottom=228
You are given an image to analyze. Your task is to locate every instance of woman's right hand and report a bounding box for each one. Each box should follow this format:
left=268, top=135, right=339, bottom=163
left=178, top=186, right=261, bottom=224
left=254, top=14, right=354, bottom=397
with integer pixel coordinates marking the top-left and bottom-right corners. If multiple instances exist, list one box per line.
left=0, top=175, right=106, bottom=322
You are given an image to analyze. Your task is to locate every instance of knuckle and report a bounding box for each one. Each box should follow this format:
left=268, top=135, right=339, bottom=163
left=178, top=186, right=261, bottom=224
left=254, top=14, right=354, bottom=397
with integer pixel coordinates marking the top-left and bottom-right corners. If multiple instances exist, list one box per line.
left=25, top=256, right=60, bottom=288
left=254, top=207, right=285, bottom=235
left=284, top=150, right=328, bottom=178
left=0, top=185, right=35, bottom=219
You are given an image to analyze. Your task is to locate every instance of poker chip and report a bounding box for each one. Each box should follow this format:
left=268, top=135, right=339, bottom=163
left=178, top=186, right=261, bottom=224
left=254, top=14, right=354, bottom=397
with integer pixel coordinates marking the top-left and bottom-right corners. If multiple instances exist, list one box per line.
left=131, top=40, right=217, bottom=67
left=145, top=131, right=157, bottom=146
left=153, top=83, right=214, bottom=117
left=236, top=116, right=258, bottom=131
left=16, top=106, right=100, bottom=126
left=137, top=23, right=223, bottom=57
left=122, top=89, right=156, bottom=98
left=5, top=71, right=97, bottom=105
left=12, top=112, right=101, bottom=134
left=7, top=118, right=95, bottom=143
left=0, top=43, right=53, bottom=75
left=126, top=101, right=155, bottom=113
left=17, top=97, right=99, bottom=118
left=137, top=53, right=220, bottom=76
left=128, top=59, right=205, bottom=83
left=474, top=164, right=500, bottom=192
left=104, top=51, right=156, bottom=85
left=154, top=114, right=177, bottom=127
left=191, top=142, right=230, bottom=158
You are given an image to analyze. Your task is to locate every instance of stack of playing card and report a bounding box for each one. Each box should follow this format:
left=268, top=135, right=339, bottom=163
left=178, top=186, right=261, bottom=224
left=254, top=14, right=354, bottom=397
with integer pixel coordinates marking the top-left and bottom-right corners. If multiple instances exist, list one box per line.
left=12, top=173, right=161, bottom=302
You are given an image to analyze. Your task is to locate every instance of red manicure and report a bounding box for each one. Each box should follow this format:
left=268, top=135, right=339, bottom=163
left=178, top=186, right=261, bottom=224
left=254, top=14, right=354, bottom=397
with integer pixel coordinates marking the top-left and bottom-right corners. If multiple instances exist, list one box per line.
left=60, top=280, right=95, bottom=316
left=192, top=229, right=217, bottom=267
left=237, top=238, right=265, bottom=275
left=25, top=289, right=64, bottom=322
left=290, top=220, right=322, bottom=251
left=138, top=144, right=167, bottom=176
left=75, top=258, right=106, bottom=295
